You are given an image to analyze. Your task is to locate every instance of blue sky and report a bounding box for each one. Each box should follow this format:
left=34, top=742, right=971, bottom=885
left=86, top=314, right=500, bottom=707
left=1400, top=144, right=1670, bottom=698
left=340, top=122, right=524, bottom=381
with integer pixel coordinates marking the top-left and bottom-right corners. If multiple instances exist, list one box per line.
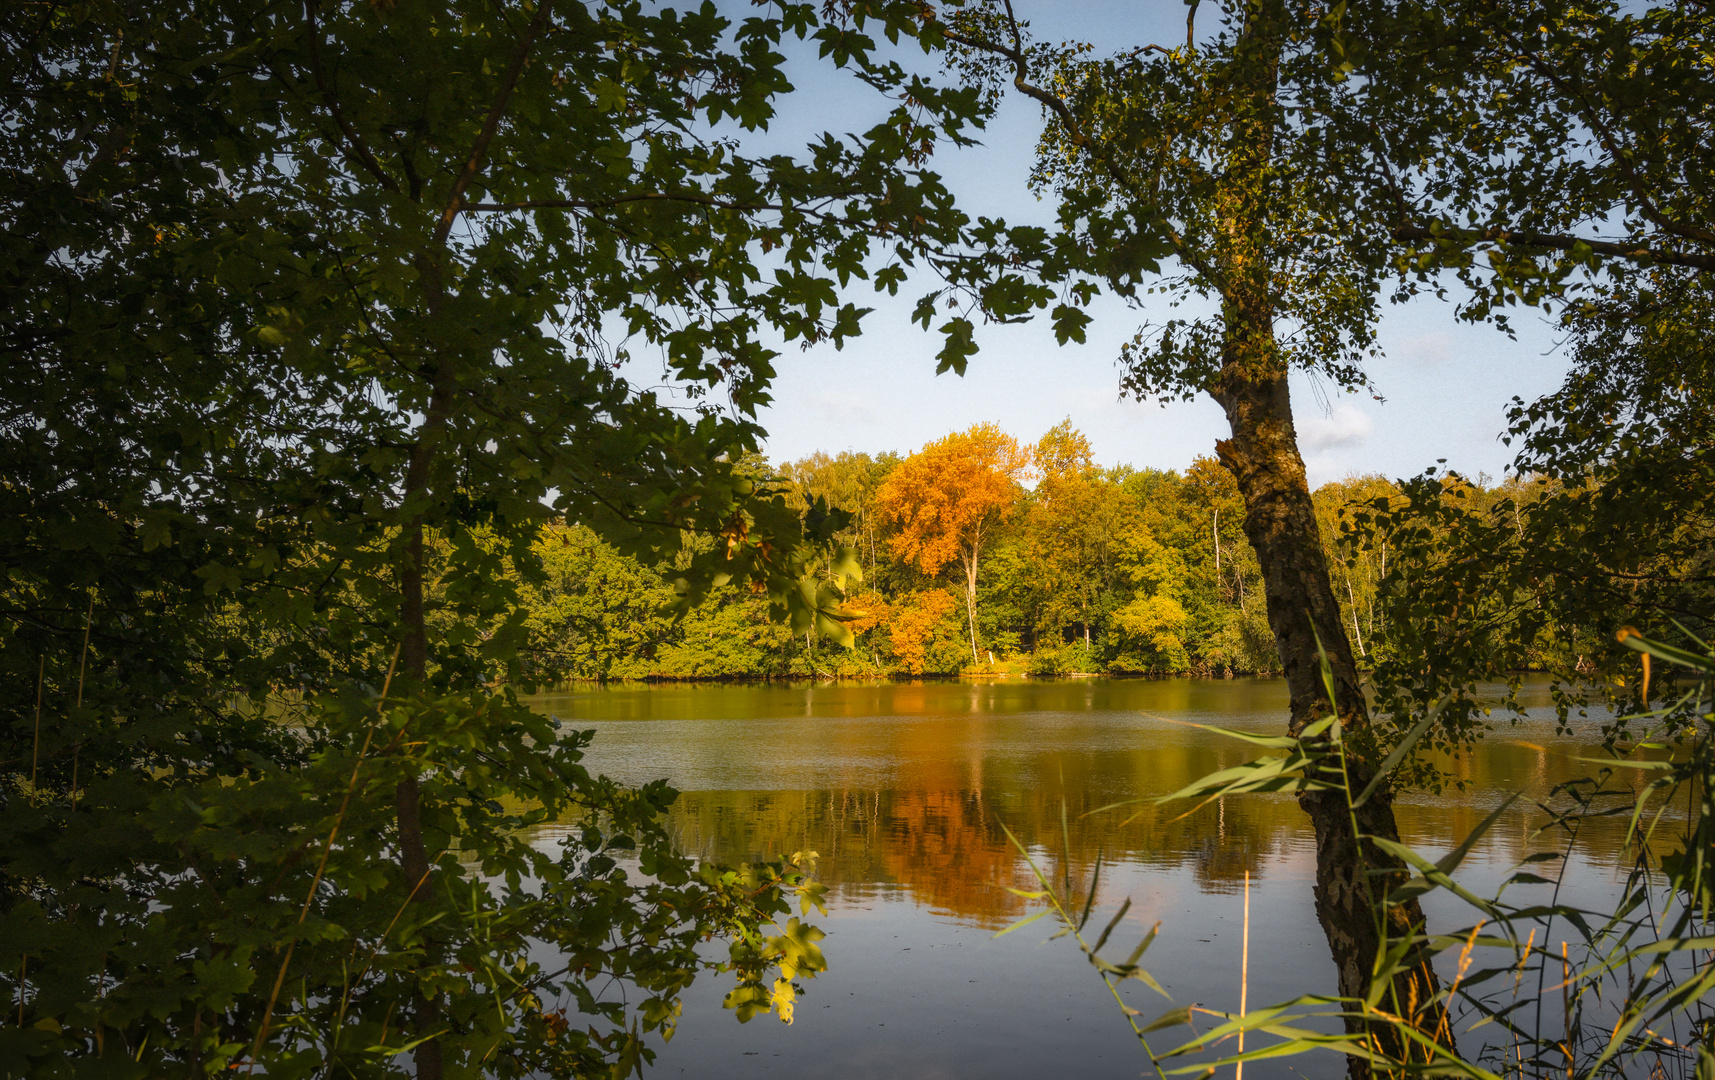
left=667, top=2, right=1576, bottom=486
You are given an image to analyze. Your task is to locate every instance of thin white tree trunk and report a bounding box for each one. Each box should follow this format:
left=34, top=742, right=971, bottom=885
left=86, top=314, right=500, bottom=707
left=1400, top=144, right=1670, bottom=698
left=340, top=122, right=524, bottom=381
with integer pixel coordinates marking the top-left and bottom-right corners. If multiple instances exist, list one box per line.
left=1347, top=578, right=1366, bottom=658
left=964, top=551, right=979, bottom=665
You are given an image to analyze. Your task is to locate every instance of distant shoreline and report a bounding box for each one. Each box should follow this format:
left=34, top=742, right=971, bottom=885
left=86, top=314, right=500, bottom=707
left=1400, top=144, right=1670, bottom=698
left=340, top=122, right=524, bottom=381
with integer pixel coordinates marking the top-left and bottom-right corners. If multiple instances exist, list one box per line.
left=541, top=669, right=1288, bottom=687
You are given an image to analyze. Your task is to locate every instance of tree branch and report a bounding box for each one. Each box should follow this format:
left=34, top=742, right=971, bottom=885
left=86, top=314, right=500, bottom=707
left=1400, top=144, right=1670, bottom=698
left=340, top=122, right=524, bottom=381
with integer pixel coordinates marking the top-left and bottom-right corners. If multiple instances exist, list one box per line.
left=459, top=191, right=849, bottom=223
left=939, top=1, right=1220, bottom=285
left=304, top=1, right=400, bottom=194
left=1505, top=31, right=1715, bottom=248
left=436, top=0, right=555, bottom=246
left=1391, top=223, right=1715, bottom=272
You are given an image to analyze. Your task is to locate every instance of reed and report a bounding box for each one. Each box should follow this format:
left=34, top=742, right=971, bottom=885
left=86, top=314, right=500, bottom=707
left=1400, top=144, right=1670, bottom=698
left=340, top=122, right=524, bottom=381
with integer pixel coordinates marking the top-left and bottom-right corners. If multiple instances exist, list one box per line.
left=998, top=628, right=1714, bottom=1079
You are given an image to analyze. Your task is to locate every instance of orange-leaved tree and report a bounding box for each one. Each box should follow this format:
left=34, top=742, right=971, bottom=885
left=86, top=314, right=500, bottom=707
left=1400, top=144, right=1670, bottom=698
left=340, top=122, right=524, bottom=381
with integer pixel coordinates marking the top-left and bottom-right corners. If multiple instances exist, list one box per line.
left=876, top=423, right=1031, bottom=665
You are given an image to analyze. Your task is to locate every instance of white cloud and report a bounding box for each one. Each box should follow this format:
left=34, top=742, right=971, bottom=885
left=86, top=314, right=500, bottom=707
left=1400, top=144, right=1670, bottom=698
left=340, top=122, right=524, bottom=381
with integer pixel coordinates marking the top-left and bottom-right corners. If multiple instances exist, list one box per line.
left=1393, top=330, right=1456, bottom=366
left=1299, top=401, right=1374, bottom=452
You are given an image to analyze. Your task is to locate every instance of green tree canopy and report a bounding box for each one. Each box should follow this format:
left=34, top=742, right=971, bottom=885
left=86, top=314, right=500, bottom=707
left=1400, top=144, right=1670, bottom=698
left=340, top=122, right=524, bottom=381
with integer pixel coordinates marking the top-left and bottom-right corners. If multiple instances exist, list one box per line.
left=0, top=1, right=994, bottom=1074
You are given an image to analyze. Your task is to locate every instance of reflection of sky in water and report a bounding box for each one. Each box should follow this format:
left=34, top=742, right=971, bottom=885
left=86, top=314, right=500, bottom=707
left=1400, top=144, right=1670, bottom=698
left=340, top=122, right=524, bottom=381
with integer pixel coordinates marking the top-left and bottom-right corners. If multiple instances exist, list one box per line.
left=526, top=678, right=1695, bottom=1080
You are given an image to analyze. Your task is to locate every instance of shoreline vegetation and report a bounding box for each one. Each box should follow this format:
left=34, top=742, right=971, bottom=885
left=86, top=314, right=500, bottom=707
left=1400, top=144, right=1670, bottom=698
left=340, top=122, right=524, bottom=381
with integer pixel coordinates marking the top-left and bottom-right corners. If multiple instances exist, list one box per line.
left=517, top=422, right=1577, bottom=687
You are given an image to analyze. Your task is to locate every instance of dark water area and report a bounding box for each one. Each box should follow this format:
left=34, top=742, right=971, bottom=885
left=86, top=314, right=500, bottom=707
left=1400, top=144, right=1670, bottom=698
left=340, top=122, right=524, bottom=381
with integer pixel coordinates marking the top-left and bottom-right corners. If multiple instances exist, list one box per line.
left=524, top=677, right=1685, bottom=1080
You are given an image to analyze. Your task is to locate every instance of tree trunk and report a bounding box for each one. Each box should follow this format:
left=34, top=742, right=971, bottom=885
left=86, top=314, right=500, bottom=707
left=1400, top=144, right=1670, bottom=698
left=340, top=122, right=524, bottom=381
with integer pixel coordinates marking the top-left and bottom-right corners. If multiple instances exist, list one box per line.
left=962, top=549, right=980, bottom=665
left=1212, top=369, right=1444, bottom=1071
left=394, top=513, right=445, bottom=1080
left=1208, top=4, right=1446, bottom=1072
left=395, top=269, right=453, bottom=1080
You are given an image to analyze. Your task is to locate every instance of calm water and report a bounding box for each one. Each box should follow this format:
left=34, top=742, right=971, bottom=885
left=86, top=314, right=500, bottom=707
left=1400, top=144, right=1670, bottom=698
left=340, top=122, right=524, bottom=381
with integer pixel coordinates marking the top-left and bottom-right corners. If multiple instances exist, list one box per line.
left=525, top=677, right=1672, bottom=1080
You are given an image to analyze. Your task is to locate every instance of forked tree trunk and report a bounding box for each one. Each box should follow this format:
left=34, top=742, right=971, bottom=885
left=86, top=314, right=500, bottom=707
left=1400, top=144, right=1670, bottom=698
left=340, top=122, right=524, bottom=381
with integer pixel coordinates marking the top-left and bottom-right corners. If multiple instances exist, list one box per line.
left=1210, top=4, right=1447, bottom=1073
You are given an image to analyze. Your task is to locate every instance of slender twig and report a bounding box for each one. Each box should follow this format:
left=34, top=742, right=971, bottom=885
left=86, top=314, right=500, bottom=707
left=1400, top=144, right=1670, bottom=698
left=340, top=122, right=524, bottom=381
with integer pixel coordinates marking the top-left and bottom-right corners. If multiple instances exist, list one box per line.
left=1500, top=29, right=1715, bottom=249
left=69, top=593, right=92, bottom=812
left=459, top=191, right=848, bottom=220
left=333, top=855, right=441, bottom=1047
left=28, top=655, right=42, bottom=802
left=304, top=0, right=400, bottom=192
left=937, top=2, right=1220, bottom=285
left=246, top=645, right=400, bottom=1073
left=434, top=0, right=555, bottom=246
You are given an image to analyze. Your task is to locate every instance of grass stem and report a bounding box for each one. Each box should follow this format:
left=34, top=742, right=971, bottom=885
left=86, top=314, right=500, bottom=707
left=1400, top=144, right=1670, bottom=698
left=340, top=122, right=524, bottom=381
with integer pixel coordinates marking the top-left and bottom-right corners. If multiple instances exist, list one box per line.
left=1237, top=868, right=1249, bottom=1080
left=70, top=594, right=92, bottom=812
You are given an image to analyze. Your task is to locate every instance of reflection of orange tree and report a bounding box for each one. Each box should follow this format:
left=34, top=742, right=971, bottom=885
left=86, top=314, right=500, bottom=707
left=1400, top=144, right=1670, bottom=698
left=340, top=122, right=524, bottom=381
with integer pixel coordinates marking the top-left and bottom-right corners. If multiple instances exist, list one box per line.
left=875, top=789, right=1034, bottom=925
left=647, top=726, right=1694, bottom=928
left=661, top=787, right=1312, bottom=928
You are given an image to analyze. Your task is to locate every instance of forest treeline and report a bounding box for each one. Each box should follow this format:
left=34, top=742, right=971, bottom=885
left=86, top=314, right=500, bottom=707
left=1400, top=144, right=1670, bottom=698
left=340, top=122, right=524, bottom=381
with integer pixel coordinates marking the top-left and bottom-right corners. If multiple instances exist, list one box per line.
left=521, top=420, right=1529, bottom=682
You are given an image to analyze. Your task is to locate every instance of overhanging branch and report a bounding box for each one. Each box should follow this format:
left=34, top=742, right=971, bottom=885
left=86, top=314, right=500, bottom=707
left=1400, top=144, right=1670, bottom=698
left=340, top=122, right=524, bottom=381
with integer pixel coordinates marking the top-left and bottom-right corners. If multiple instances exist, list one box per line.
left=1392, top=223, right=1715, bottom=273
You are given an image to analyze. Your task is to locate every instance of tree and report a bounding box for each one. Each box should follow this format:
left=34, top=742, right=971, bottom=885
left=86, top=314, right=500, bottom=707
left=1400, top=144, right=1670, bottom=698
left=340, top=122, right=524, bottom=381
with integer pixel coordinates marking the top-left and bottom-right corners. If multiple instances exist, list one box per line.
left=1360, top=0, right=1714, bottom=316
left=1340, top=0, right=1715, bottom=745
left=0, top=1, right=987, bottom=1074
left=885, top=589, right=966, bottom=674
left=1311, top=476, right=1401, bottom=664
left=876, top=423, right=1031, bottom=666
left=1025, top=421, right=1133, bottom=653
left=782, top=450, right=902, bottom=583
left=1361, top=274, right=1715, bottom=747
left=522, top=524, right=679, bottom=681
left=938, top=2, right=1449, bottom=1064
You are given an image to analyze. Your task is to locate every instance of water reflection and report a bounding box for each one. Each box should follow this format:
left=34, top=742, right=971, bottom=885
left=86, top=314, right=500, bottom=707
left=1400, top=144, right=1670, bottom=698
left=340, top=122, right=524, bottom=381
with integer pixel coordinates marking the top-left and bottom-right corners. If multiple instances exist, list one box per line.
left=525, top=677, right=1691, bottom=1080
left=536, top=677, right=1677, bottom=927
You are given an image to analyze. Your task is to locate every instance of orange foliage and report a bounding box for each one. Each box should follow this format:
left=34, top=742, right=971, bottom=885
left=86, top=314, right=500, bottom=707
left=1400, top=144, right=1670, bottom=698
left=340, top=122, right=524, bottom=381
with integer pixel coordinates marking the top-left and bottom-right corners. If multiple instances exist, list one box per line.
left=874, top=422, right=1031, bottom=577
left=1034, top=418, right=1094, bottom=486
left=886, top=589, right=958, bottom=674
left=841, top=588, right=890, bottom=637
left=876, top=423, right=1031, bottom=663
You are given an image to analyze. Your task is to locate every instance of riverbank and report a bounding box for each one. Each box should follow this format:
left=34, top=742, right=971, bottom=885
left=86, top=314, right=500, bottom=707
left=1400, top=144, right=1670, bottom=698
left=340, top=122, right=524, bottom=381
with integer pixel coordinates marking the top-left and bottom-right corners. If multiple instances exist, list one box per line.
left=539, top=655, right=1284, bottom=685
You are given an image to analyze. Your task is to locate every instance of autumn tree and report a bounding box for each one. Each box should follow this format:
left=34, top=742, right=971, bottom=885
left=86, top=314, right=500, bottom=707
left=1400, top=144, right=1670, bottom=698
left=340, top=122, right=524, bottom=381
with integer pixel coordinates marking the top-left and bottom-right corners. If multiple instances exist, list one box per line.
left=877, top=423, right=1031, bottom=665
left=885, top=589, right=965, bottom=674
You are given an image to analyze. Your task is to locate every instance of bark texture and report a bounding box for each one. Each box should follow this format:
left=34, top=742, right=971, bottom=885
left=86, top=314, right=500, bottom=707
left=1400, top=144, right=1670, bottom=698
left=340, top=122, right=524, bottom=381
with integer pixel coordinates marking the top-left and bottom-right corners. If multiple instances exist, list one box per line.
left=1213, top=367, right=1446, bottom=1076
left=1208, top=4, right=1447, bottom=1072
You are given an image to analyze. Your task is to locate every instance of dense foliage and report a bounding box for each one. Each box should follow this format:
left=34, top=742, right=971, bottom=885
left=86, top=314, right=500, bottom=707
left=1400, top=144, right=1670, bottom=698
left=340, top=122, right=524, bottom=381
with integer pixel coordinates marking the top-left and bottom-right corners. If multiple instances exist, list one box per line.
left=517, top=421, right=1410, bottom=681
left=5, top=0, right=1711, bottom=1076
left=1336, top=0, right=1715, bottom=766
left=0, top=1, right=992, bottom=1075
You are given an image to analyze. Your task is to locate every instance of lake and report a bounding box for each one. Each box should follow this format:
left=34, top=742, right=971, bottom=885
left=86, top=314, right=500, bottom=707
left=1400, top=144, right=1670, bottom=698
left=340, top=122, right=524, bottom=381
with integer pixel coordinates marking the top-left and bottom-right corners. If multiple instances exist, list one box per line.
left=525, top=677, right=1667, bottom=1080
